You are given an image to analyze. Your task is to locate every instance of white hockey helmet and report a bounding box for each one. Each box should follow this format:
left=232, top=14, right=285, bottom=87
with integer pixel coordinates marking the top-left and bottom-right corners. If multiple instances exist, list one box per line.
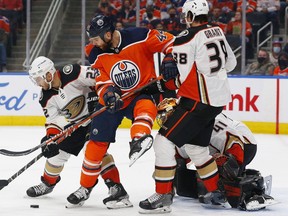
left=28, top=56, right=56, bottom=88
left=180, top=0, right=209, bottom=25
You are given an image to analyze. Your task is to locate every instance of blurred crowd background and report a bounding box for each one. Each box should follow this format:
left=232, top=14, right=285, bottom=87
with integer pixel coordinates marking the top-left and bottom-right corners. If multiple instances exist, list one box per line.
left=0, top=0, right=287, bottom=75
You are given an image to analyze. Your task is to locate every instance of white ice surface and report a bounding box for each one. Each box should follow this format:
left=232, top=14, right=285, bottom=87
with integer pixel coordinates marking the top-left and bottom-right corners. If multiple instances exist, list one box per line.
left=0, top=127, right=287, bottom=216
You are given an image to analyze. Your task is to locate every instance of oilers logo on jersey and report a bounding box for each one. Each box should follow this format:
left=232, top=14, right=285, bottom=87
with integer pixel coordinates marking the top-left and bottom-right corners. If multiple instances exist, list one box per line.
left=110, top=60, right=140, bottom=90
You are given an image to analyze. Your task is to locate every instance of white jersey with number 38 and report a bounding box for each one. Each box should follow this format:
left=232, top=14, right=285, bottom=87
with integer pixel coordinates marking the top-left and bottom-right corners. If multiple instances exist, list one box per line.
left=172, top=24, right=237, bottom=106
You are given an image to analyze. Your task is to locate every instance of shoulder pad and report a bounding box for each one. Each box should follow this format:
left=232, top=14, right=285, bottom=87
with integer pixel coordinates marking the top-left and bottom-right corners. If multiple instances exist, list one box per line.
left=62, top=64, right=74, bottom=75
left=59, top=64, right=81, bottom=87
left=39, top=89, right=58, bottom=108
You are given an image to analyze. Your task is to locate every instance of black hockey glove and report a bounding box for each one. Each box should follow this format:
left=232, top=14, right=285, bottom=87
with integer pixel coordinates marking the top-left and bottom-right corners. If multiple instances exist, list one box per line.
left=161, top=53, right=179, bottom=81
left=40, top=135, right=59, bottom=158
left=103, top=85, right=123, bottom=113
left=87, top=91, right=99, bottom=113
left=213, top=153, right=240, bottom=181
left=141, top=79, right=167, bottom=95
left=42, top=142, right=60, bottom=158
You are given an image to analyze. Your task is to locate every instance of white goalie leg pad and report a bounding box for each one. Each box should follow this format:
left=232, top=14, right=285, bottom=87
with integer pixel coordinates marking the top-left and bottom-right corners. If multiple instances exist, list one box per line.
left=153, top=133, right=177, bottom=167
left=47, top=150, right=71, bottom=166
left=184, top=144, right=212, bottom=166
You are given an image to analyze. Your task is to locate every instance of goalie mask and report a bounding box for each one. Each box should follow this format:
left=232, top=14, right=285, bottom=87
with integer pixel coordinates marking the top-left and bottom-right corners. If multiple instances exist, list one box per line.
left=28, top=56, right=56, bottom=90
left=156, top=98, right=178, bottom=127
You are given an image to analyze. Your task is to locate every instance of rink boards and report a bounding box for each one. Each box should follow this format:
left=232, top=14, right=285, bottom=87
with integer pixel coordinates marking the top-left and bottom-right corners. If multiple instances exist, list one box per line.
left=0, top=73, right=287, bottom=134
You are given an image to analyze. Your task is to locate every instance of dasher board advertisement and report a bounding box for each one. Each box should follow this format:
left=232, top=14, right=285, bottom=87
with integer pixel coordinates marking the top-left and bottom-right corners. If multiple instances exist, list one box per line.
left=0, top=73, right=287, bottom=134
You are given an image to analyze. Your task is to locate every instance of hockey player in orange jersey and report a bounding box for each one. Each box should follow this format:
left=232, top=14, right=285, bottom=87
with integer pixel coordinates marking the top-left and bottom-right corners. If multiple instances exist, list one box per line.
left=67, top=14, right=176, bottom=207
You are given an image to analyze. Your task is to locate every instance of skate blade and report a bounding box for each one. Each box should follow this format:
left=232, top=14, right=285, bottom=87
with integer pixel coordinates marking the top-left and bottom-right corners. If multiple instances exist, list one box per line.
left=106, top=198, right=133, bottom=209
left=201, top=202, right=232, bottom=209
left=129, top=137, right=153, bottom=167
left=65, top=201, right=85, bottom=208
left=138, top=206, right=171, bottom=214
left=246, top=199, right=279, bottom=211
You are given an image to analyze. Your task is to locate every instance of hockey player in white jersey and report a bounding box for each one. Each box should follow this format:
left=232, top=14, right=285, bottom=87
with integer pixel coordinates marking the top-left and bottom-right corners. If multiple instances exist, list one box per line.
left=175, top=112, right=277, bottom=211
left=139, top=0, right=237, bottom=213
left=154, top=98, right=276, bottom=211
left=27, top=56, right=132, bottom=209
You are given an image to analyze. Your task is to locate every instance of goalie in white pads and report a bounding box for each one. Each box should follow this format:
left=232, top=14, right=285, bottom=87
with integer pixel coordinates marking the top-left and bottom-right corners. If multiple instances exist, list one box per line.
left=158, top=98, right=277, bottom=211
left=27, top=56, right=132, bottom=209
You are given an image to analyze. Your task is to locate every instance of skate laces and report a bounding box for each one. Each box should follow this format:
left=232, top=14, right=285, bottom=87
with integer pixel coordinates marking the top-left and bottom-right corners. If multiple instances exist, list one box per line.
left=147, top=193, right=163, bottom=203
left=73, top=186, right=89, bottom=199
left=109, top=184, right=120, bottom=197
left=109, top=184, right=128, bottom=199
left=33, top=183, right=49, bottom=195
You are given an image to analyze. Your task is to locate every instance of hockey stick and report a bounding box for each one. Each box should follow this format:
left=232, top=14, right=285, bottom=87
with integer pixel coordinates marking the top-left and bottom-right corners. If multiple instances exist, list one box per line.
left=0, top=76, right=163, bottom=157
left=0, top=122, right=83, bottom=157
left=0, top=144, right=47, bottom=157
left=0, top=118, right=89, bottom=157
left=0, top=153, right=43, bottom=190
left=0, top=76, right=163, bottom=190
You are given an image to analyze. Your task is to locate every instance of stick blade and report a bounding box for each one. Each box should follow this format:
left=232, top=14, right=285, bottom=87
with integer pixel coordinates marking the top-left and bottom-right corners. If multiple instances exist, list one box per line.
left=0, top=180, right=9, bottom=190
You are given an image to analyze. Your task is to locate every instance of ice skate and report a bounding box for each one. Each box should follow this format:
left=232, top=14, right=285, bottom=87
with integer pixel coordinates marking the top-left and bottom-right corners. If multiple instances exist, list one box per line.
left=129, top=134, right=153, bottom=167
left=26, top=176, right=60, bottom=197
left=103, top=179, right=133, bottom=209
left=66, top=186, right=93, bottom=208
left=243, top=194, right=278, bottom=211
left=199, top=190, right=231, bottom=209
left=139, top=192, right=173, bottom=214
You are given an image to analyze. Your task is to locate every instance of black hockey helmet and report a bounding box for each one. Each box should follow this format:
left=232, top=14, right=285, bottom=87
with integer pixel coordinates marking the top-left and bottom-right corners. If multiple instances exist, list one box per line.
left=86, top=14, right=115, bottom=39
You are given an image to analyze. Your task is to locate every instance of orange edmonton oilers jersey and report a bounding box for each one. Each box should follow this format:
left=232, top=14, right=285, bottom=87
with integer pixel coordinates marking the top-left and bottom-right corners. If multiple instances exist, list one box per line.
left=88, top=27, right=175, bottom=107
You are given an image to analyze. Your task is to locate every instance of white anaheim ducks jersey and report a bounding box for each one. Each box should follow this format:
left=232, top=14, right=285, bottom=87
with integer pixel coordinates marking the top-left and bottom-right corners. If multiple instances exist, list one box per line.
left=227, top=115, right=257, bottom=145
left=208, top=113, right=257, bottom=164
left=39, top=64, right=97, bottom=131
left=171, top=23, right=237, bottom=106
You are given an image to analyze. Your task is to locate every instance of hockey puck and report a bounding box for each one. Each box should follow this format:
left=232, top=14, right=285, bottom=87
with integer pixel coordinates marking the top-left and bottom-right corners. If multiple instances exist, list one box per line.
left=30, top=205, right=39, bottom=208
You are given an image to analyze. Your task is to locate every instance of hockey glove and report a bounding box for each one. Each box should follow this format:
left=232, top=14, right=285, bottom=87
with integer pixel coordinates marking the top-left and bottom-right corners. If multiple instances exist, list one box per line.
left=87, top=91, right=99, bottom=113
left=40, top=135, right=60, bottom=158
left=161, top=53, right=179, bottom=81
left=103, top=85, right=123, bottom=113
left=42, top=142, right=60, bottom=158
left=213, top=153, right=240, bottom=181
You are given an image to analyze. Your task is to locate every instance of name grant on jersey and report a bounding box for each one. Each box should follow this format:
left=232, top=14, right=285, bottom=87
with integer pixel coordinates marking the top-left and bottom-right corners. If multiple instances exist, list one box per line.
left=204, top=28, right=223, bottom=38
